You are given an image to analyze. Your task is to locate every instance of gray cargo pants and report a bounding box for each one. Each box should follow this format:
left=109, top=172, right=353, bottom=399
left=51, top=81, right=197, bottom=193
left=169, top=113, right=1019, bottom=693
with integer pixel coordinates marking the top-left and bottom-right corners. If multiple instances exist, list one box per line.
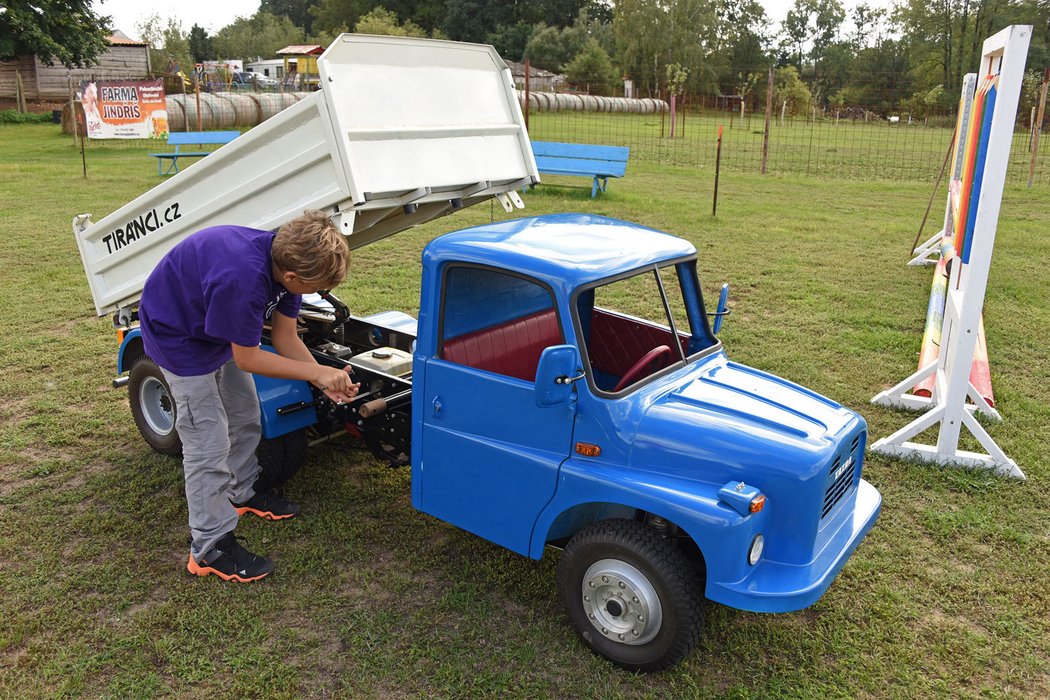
left=161, top=359, right=261, bottom=561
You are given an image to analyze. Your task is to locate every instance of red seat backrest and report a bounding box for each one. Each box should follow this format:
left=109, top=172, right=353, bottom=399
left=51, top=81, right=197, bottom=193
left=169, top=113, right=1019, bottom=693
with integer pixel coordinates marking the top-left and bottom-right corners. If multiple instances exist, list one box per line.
left=441, top=309, right=562, bottom=382
left=589, top=308, right=688, bottom=376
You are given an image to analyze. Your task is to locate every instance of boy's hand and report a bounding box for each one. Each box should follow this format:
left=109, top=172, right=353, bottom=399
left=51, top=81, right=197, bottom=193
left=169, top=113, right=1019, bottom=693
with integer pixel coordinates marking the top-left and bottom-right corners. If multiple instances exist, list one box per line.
left=314, top=366, right=360, bottom=403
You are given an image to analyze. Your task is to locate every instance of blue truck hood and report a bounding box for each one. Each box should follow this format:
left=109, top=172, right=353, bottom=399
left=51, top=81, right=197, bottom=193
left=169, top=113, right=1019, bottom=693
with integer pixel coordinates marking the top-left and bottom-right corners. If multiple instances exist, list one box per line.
left=629, top=353, right=863, bottom=486
left=625, top=352, right=867, bottom=564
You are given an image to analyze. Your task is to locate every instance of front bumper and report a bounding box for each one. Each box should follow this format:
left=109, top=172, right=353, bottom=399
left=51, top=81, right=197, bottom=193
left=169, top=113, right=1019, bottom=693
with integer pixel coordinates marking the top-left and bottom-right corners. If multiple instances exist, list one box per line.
left=706, top=478, right=881, bottom=613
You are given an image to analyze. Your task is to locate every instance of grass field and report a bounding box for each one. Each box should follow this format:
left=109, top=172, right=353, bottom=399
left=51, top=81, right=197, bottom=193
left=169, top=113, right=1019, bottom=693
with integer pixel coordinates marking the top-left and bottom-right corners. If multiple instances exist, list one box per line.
left=1, top=123, right=1048, bottom=698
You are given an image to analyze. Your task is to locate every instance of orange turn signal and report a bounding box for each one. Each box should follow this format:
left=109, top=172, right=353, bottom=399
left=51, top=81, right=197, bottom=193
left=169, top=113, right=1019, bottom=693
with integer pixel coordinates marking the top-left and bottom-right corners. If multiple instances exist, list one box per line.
left=575, top=442, right=601, bottom=457
left=116, top=328, right=126, bottom=343
left=749, top=494, right=766, bottom=513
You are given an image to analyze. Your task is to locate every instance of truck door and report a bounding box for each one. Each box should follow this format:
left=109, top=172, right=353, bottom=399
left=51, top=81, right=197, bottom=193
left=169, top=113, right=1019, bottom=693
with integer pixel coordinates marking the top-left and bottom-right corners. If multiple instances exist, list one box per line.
left=420, top=265, right=574, bottom=556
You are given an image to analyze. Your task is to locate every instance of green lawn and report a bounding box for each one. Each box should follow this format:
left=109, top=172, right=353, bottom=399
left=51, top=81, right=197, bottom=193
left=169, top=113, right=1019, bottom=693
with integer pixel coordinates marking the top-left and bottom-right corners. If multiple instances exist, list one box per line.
left=1, top=123, right=1048, bottom=698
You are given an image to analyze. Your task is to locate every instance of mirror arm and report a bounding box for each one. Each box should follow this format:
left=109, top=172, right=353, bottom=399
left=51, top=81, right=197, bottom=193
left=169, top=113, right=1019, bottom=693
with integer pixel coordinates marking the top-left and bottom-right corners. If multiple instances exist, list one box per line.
left=555, top=371, right=587, bottom=385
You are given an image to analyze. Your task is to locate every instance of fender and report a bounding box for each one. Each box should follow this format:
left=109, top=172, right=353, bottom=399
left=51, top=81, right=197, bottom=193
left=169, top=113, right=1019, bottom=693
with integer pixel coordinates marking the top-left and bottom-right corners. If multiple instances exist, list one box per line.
left=530, top=459, right=768, bottom=597
left=116, top=328, right=145, bottom=374
left=119, top=333, right=316, bottom=440
left=253, top=346, right=318, bottom=439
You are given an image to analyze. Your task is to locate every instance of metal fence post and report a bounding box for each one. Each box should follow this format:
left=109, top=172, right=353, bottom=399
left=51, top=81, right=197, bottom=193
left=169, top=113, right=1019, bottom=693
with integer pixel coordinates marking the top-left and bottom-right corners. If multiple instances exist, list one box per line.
left=761, top=68, right=773, bottom=174
left=1029, top=68, right=1049, bottom=188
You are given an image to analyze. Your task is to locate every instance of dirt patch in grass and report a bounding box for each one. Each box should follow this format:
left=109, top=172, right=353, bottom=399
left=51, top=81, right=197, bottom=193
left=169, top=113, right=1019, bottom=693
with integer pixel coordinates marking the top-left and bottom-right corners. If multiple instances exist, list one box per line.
left=922, top=607, right=990, bottom=640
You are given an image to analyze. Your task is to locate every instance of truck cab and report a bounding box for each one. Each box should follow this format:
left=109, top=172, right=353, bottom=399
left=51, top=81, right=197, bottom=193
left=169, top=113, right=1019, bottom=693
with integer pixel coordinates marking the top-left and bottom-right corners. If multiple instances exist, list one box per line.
left=413, top=213, right=880, bottom=670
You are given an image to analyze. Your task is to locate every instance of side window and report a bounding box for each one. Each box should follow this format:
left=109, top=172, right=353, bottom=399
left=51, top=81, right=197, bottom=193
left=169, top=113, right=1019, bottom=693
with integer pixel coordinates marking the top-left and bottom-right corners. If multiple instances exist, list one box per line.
left=439, top=266, right=562, bottom=382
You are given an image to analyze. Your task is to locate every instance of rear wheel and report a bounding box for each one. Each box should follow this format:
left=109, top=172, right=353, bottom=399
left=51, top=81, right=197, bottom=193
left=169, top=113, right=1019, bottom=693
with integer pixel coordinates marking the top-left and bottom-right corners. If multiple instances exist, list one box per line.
left=255, top=429, right=308, bottom=491
left=126, top=358, right=308, bottom=489
left=128, top=357, right=182, bottom=456
left=556, top=518, right=705, bottom=672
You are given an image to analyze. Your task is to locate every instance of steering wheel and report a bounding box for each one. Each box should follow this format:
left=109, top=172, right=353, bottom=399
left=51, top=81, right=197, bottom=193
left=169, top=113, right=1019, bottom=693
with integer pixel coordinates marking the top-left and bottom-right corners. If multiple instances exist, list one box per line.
left=613, top=345, right=673, bottom=392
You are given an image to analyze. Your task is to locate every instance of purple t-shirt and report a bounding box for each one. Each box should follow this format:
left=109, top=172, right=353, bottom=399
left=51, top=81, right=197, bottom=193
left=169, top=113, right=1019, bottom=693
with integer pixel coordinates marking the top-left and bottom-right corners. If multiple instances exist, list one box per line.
left=140, top=225, right=301, bottom=376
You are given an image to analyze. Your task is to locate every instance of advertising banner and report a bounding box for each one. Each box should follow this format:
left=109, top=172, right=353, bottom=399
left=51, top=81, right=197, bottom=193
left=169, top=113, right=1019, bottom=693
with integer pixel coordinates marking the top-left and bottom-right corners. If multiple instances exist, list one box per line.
left=79, top=79, right=168, bottom=139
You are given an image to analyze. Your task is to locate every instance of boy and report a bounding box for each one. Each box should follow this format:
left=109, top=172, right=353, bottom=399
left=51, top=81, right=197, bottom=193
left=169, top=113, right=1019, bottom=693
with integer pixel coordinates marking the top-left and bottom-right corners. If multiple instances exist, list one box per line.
left=140, top=210, right=359, bottom=582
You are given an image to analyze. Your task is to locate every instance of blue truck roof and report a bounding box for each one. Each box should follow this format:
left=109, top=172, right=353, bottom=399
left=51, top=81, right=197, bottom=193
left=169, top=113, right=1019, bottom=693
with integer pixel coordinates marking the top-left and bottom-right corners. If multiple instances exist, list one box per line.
left=424, top=213, right=697, bottom=293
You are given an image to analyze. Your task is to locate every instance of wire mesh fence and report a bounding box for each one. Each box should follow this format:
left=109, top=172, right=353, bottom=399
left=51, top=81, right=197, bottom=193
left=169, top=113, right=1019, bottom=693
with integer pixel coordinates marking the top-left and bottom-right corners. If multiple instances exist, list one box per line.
left=60, top=78, right=1049, bottom=186
left=523, top=94, right=1049, bottom=185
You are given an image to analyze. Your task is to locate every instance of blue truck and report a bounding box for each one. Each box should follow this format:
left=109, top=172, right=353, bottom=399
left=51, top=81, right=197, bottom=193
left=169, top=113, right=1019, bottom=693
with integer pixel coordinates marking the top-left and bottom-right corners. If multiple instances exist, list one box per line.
left=109, top=213, right=880, bottom=671
left=75, top=36, right=879, bottom=672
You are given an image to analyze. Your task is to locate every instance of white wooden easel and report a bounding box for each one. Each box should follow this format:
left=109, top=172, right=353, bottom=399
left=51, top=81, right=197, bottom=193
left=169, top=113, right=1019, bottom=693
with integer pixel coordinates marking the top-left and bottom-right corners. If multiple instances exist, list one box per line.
left=872, top=25, right=1031, bottom=480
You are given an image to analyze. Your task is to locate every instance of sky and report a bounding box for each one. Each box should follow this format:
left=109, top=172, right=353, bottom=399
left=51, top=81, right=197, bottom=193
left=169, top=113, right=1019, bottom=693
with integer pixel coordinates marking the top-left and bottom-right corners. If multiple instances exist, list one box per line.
left=92, top=0, right=892, bottom=43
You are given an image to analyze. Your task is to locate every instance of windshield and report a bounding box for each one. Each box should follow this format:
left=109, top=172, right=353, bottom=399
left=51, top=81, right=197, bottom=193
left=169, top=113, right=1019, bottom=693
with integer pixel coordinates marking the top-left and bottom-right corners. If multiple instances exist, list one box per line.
left=574, top=260, right=715, bottom=394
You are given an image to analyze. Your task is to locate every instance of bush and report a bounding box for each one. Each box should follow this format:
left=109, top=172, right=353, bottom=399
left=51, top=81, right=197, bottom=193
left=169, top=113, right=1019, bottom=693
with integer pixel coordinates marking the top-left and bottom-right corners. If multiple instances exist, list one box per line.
left=564, top=39, right=617, bottom=94
left=0, top=109, right=52, bottom=124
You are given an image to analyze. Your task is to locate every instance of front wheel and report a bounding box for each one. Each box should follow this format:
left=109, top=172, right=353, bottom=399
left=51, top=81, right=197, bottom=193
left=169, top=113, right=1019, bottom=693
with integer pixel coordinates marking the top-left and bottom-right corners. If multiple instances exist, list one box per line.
left=556, top=518, right=705, bottom=672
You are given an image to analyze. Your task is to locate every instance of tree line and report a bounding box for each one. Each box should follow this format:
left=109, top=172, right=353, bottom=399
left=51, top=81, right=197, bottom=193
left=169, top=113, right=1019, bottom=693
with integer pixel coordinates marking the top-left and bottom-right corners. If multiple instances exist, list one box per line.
left=4, top=1, right=1049, bottom=115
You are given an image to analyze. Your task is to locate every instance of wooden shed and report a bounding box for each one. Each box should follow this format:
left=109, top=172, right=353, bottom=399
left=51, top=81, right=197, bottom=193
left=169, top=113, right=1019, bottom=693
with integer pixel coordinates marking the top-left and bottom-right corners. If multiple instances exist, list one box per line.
left=505, top=60, right=564, bottom=93
left=0, top=31, right=150, bottom=102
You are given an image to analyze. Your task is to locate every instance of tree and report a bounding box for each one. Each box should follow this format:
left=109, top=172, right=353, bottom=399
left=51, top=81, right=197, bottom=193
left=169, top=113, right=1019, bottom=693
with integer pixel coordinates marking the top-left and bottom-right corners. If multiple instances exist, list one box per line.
left=831, top=38, right=910, bottom=112
left=0, top=0, right=112, bottom=67
left=312, top=0, right=447, bottom=36
left=487, top=22, right=541, bottom=61
left=814, top=39, right=853, bottom=104
left=778, top=0, right=845, bottom=103
left=890, top=0, right=1049, bottom=101
left=441, top=0, right=510, bottom=42
left=261, top=0, right=321, bottom=35
left=780, top=0, right=845, bottom=69
left=213, top=12, right=305, bottom=63
left=354, top=6, right=426, bottom=37
left=139, top=14, right=192, bottom=77
left=188, top=24, right=216, bottom=63
left=564, top=38, right=618, bottom=92
left=614, top=0, right=718, bottom=94
left=848, top=2, right=887, bottom=51
left=774, top=65, right=812, bottom=114
left=712, top=0, right=774, bottom=99
left=524, top=24, right=588, bottom=72
left=311, top=0, right=367, bottom=34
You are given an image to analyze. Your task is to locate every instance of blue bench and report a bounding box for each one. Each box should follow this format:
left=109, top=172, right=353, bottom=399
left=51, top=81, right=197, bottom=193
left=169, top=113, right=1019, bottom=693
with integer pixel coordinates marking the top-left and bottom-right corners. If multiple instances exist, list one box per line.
left=530, top=141, right=630, bottom=197
left=149, top=131, right=239, bottom=175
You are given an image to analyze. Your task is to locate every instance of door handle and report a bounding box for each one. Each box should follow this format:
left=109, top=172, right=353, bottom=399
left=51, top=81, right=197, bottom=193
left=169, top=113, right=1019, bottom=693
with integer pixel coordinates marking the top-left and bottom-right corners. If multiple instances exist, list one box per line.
left=432, top=396, right=443, bottom=417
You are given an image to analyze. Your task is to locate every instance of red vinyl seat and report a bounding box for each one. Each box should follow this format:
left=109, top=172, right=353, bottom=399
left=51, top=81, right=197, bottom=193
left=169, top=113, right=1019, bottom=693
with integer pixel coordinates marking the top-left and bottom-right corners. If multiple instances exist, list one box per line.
left=441, top=309, right=561, bottom=382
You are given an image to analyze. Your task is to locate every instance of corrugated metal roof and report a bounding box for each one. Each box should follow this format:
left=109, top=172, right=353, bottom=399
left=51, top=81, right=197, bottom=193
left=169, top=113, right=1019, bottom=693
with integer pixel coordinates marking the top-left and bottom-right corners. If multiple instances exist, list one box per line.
left=276, top=45, right=324, bottom=56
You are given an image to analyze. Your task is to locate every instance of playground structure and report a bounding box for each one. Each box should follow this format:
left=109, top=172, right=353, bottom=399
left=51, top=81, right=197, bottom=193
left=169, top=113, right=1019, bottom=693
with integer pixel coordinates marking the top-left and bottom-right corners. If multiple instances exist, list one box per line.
left=871, top=25, right=1031, bottom=479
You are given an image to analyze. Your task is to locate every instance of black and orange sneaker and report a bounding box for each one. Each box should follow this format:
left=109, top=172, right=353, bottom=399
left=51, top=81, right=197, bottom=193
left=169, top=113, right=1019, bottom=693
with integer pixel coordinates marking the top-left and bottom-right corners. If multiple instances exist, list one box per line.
left=232, top=490, right=300, bottom=521
left=186, top=533, right=273, bottom=582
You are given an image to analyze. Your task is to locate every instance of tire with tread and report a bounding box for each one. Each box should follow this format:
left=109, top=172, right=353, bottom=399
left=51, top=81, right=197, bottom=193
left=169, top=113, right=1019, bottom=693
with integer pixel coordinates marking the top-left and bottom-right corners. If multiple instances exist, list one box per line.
left=128, top=357, right=182, bottom=456
left=127, top=358, right=308, bottom=489
left=557, top=518, right=705, bottom=672
left=255, top=429, right=308, bottom=491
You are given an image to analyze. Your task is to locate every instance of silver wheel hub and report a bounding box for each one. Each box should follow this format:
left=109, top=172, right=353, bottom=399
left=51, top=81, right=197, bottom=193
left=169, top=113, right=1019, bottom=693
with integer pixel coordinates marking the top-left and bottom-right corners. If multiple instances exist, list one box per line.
left=139, top=376, right=175, bottom=436
left=581, top=559, right=662, bottom=645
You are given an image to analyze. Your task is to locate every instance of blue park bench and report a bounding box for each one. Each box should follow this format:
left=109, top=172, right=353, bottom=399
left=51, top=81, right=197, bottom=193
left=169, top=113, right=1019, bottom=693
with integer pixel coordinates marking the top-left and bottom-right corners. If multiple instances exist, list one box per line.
left=530, top=141, right=631, bottom=197
left=150, top=131, right=240, bottom=175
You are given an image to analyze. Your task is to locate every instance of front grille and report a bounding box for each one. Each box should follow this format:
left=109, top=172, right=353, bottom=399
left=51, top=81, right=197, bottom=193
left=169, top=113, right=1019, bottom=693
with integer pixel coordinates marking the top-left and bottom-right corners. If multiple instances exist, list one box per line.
left=822, top=433, right=861, bottom=519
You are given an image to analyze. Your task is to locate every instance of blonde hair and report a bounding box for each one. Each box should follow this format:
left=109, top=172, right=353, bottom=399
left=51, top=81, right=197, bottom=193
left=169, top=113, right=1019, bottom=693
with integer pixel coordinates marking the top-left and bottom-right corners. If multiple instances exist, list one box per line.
left=272, top=210, right=350, bottom=289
